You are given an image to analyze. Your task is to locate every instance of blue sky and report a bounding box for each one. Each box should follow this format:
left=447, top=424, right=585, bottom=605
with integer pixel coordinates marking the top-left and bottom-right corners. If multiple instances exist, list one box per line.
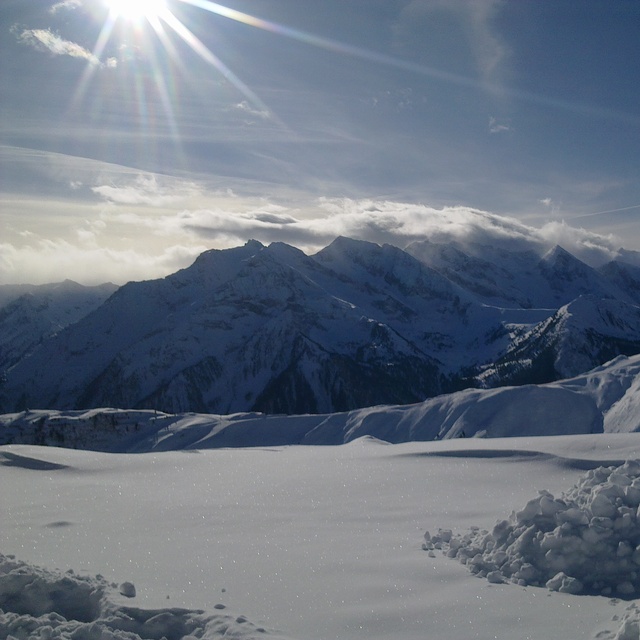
left=1, top=0, right=639, bottom=284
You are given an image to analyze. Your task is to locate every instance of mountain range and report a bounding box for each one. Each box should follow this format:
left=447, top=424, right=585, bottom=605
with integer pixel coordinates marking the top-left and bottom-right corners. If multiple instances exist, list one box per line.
left=2, top=235, right=640, bottom=416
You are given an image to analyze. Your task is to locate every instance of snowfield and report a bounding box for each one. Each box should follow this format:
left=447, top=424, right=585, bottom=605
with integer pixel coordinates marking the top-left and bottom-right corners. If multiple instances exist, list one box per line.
left=5, top=435, right=640, bottom=639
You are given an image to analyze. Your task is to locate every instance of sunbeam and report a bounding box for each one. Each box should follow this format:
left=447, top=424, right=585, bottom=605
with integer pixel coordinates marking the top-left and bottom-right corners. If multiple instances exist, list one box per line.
left=159, top=10, right=276, bottom=124
left=69, top=10, right=118, bottom=110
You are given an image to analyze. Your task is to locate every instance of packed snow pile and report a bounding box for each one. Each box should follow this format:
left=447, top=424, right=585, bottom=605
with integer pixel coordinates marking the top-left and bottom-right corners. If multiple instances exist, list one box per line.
left=425, top=460, right=640, bottom=597
left=0, top=553, right=296, bottom=640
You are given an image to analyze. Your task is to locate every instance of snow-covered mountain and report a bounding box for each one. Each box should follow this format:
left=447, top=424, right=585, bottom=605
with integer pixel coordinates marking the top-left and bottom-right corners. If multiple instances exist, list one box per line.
left=478, top=295, right=640, bottom=386
left=0, top=280, right=118, bottom=371
left=1, top=237, right=639, bottom=415
left=598, top=259, right=640, bottom=305
left=405, top=240, right=632, bottom=309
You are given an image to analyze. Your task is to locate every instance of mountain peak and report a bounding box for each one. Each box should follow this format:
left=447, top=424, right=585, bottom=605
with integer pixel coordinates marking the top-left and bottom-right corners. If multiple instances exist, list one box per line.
left=540, top=245, right=576, bottom=264
left=318, top=236, right=380, bottom=257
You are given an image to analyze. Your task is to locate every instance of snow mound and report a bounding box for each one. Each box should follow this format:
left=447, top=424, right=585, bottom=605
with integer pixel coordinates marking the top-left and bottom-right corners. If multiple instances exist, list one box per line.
left=425, top=460, right=640, bottom=597
left=0, top=553, right=296, bottom=640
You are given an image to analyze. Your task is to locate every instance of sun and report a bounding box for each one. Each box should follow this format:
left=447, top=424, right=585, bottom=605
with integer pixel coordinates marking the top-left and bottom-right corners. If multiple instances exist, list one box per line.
left=105, top=0, right=166, bottom=22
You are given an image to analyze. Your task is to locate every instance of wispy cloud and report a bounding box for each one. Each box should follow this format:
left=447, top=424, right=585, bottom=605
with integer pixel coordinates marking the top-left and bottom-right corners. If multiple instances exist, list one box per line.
left=393, top=0, right=509, bottom=85
left=235, top=101, right=272, bottom=120
left=49, top=0, right=83, bottom=14
left=539, top=197, right=562, bottom=216
left=463, top=0, right=508, bottom=82
left=92, top=174, right=201, bottom=206
left=15, top=27, right=116, bottom=68
left=489, top=116, right=511, bottom=134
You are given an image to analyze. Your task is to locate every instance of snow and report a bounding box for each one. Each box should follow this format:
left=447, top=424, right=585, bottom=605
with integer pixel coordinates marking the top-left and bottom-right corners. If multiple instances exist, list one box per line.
left=4, top=435, right=640, bottom=639
left=426, top=459, right=640, bottom=597
left=0, top=553, right=294, bottom=639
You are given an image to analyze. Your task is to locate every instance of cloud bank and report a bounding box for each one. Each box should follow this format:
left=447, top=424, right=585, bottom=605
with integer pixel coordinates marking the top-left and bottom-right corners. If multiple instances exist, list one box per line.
left=0, top=197, right=634, bottom=286
left=179, top=199, right=628, bottom=267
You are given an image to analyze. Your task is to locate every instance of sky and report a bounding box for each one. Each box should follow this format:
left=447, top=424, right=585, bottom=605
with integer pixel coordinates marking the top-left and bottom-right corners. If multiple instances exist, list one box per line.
left=1, top=0, right=639, bottom=285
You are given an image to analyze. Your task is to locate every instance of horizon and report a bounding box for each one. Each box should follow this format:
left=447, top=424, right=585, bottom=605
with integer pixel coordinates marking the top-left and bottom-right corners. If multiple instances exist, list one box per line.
left=1, top=222, right=638, bottom=287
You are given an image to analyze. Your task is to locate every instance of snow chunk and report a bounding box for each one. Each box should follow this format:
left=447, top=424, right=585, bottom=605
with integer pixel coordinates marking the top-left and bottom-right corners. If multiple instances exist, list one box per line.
left=426, top=460, right=640, bottom=597
left=0, top=553, right=297, bottom=639
left=545, top=572, right=583, bottom=594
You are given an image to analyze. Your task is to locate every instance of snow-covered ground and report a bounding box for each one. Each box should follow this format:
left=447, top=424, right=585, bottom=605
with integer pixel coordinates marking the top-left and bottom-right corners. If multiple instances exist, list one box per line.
left=4, top=434, right=640, bottom=639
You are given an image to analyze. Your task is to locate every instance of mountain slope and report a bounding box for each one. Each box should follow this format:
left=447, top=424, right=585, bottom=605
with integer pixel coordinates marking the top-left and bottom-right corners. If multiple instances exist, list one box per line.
left=0, top=280, right=118, bottom=371
left=2, top=240, right=457, bottom=413
left=598, top=260, right=640, bottom=305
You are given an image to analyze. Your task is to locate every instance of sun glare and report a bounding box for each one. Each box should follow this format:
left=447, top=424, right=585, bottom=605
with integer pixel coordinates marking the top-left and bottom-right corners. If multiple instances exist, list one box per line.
left=106, top=0, right=166, bottom=22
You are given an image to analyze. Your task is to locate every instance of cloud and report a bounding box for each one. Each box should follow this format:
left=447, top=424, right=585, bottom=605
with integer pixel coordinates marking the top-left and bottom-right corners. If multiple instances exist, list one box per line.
left=0, top=240, right=204, bottom=286
left=92, top=174, right=201, bottom=206
left=49, top=0, right=83, bottom=14
left=537, top=220, right=621, bottom=266
left=15, top=27, right=116, bottom=68
left=16, top=27, right=97, bottom=64
left=235, top=101, right=271, bottom=120
left=489, top=116, right=511, bottom=134
left=177, top=206, right=306, bottom=244
left=177, top=198, right=626, bottom=266
left=0, top=195, right=630, bottom=285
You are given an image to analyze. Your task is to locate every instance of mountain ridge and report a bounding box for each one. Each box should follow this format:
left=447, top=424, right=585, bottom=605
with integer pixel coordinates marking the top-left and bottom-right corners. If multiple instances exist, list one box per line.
left=2, top=235, right=640, bottom=415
